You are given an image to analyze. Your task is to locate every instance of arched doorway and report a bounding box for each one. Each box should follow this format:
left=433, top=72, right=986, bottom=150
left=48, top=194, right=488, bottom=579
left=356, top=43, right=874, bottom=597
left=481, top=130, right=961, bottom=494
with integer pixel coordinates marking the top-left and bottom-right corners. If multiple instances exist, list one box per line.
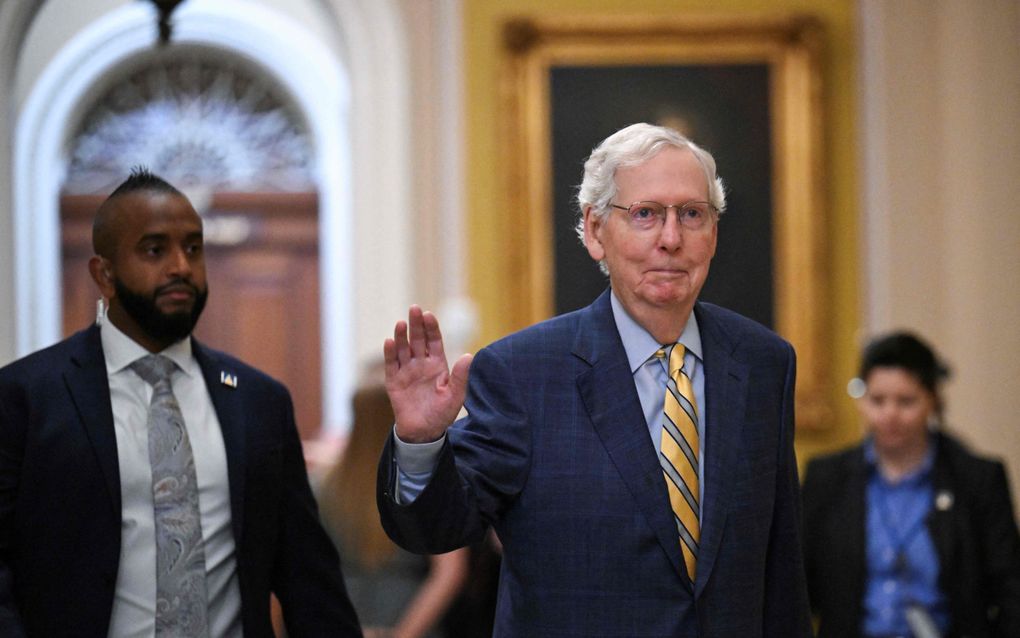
left=13, top=0, right=369, bottom=432
left=60, top=48, right=326, bottom=437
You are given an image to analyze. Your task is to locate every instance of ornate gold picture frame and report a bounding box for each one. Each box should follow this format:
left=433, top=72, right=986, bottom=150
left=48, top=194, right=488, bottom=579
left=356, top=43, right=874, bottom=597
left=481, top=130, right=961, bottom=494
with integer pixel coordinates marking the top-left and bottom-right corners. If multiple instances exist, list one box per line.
left=499, top=14, right=832, bottom=429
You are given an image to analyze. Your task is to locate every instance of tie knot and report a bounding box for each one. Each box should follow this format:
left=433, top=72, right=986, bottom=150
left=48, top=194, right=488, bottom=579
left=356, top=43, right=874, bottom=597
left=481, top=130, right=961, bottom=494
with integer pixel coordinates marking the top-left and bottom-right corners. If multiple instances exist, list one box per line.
left=656, top=343, right=687, bottom=377
left=130, top=354, right=177, bottom=387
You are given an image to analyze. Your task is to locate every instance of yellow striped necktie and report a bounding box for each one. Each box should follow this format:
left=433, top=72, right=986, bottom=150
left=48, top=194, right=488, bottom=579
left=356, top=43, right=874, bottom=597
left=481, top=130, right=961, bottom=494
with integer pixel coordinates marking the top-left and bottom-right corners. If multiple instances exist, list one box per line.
left=656, top=344, right=700, bottom=583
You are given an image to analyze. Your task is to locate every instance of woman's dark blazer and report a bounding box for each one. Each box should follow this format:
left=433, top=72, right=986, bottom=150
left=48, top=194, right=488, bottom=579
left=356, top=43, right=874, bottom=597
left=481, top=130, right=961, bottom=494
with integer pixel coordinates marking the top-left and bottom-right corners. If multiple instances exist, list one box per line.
left=802, top=431, right=1020, bottom=638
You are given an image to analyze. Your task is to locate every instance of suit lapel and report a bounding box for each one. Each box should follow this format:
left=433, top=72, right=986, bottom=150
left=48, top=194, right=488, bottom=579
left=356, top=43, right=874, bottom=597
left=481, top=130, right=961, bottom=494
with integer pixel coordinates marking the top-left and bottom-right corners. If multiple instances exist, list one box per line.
left=927, top=435, right=956, bottom=581
left=693, top=303, right=750, bottom=596
left=63, top=326, right=122, bottom=519
left=193, top=340, right=247, bottom=544
left=846, top=449, right=868, bottom=599
left=574, top=291, right=688, bottom=583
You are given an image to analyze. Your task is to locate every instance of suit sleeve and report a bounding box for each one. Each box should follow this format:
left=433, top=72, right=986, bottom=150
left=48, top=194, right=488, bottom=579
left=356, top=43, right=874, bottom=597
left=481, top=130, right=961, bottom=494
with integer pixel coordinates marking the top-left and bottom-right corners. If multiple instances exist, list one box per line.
left=976, top=461, right=1020, bottom=637
left=761, top=342, right=813, bottom=637
left=378, top=344, right=531, bottom=554
left=0, top=381, right=28, bottom=637
left=270, top=387, right=363, bottom=638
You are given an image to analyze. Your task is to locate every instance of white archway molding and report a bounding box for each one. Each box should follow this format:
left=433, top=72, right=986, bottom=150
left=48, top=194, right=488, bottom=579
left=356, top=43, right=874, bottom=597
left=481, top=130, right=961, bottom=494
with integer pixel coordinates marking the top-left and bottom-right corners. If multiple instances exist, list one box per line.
left=323, top=0, right=415, bottom=371
left=12, top=0, right=415, bottom=431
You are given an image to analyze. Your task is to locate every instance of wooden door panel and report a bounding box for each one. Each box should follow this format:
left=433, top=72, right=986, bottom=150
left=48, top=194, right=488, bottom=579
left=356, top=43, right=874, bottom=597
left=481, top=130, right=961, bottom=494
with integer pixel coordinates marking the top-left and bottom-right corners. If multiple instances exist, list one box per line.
left=198, top=249, right=322, bottom=439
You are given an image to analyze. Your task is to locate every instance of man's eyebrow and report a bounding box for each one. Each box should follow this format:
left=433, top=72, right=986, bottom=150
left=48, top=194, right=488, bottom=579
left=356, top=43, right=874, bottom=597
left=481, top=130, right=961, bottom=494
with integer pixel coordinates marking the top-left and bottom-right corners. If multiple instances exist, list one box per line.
left=136, top=229, right=203, bottom=242
left=136, top=232, right=170, bottom=243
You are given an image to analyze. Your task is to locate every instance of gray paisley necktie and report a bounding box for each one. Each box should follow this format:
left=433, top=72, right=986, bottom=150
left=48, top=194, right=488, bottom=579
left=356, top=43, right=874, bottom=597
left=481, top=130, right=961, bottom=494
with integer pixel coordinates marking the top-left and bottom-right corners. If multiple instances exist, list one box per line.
left=131, top=354, right=210, bottom=637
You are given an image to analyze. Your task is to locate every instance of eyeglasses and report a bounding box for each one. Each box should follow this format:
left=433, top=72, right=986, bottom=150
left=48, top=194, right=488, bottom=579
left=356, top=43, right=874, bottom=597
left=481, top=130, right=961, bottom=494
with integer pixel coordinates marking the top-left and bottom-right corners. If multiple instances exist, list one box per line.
left=609, top=201, right=718, bottom=232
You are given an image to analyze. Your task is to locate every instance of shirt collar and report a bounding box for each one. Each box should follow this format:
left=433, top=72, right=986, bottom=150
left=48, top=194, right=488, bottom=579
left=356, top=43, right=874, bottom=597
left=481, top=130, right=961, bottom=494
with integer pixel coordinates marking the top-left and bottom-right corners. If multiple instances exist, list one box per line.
left=610, top=290, right=702, bottom=373
left=100, top=313, right=195, bottom=378
left=863, top=434, right=937, bottom=484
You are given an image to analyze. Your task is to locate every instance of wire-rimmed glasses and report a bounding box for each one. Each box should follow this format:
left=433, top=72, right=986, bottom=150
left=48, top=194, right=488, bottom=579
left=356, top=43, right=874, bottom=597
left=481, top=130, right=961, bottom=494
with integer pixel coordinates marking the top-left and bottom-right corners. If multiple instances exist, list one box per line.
left=609, top=201, right=718, bottom=232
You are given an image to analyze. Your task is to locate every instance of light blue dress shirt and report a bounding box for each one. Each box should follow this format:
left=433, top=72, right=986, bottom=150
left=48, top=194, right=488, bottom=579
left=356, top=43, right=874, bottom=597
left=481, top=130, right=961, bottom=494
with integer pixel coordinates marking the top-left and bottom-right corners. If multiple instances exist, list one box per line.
left=609, top=292, right=706, bottom=510
left=394, top=290, right=707, bottom=511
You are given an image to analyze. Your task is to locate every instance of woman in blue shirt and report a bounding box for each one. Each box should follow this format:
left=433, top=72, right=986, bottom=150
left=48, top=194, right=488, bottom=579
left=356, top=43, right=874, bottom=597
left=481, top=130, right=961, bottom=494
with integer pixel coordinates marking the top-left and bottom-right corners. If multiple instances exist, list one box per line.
left=803, top=332, right=1020, bottom=638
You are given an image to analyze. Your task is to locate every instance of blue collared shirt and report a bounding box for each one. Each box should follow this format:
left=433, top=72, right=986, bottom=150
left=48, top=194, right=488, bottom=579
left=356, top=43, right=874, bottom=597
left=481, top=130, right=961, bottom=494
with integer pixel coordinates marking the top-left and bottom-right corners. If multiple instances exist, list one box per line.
left=862, top=436, right=950, bottom=637
left=610, top=292, right=706, bottom=511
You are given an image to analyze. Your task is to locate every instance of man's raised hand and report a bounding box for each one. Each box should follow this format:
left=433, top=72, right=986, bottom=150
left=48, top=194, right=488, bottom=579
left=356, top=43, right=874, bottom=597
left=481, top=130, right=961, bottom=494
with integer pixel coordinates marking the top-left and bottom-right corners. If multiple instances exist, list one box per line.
left=383, top=305, right=473, bottom=443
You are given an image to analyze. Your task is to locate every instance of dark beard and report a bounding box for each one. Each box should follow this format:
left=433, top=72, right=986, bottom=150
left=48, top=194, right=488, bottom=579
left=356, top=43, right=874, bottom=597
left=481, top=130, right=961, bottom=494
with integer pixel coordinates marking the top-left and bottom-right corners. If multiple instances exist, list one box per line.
left=114, top=278, right=208, bottom=346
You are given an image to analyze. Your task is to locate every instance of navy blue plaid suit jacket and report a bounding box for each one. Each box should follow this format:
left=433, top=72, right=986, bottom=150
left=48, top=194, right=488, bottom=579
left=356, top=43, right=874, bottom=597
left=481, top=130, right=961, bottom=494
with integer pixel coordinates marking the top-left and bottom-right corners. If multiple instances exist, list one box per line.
left=378, top=289, right=812, bottom=637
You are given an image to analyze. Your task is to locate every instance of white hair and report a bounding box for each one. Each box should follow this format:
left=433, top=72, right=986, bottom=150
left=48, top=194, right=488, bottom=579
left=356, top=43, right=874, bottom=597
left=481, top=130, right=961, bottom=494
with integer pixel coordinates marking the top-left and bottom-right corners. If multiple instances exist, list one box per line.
left=575, top=123, right=727, bottom=262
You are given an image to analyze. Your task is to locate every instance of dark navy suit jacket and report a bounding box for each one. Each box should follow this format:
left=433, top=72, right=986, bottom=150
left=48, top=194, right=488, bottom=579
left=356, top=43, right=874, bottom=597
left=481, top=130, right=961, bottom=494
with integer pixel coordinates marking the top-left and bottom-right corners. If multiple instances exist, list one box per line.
left=0, top=325, right=361, bottom=637
left=378, top=290, right=812, bottom=637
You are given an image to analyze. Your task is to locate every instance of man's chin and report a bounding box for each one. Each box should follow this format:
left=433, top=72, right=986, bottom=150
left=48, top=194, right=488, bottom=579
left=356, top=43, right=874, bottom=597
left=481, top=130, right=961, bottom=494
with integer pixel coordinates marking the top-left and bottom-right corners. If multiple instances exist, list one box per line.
left=113, top=278, right=207, bottom=346
left=155, top=298, right=196, bottom=316
left=149, top=317, right=198, bottom=344
left=641, top=284, right=695, bottom=308
left=140, top=306, right=201, bottom=344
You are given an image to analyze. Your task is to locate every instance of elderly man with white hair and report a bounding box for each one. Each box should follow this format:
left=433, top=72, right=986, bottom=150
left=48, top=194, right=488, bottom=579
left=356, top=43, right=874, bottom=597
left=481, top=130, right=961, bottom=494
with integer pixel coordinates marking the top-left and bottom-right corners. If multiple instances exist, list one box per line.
left=377, top=123, right=812, bottom=638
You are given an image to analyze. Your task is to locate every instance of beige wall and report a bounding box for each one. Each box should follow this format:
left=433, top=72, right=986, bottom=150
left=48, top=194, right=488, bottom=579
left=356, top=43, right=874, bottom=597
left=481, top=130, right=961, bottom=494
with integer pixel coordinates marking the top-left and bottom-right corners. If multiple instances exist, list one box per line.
left=0, top=2, right=39, bottom=366
left=859, top=0, right=1020, bottom=503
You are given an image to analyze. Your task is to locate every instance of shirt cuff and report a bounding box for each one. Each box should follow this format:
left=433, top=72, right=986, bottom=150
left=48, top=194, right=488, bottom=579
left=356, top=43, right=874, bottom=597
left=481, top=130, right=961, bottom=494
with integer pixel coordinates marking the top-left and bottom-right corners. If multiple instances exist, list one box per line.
left=393, top=427, right=446, bottom=473
left=392, top=426, right=446, bottom=505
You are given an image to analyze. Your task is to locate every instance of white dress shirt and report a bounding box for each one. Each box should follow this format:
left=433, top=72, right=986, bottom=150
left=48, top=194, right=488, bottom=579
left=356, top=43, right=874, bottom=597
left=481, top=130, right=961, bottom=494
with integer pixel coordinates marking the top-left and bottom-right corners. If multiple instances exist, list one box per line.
left=101, top=317, right=242, bottom=638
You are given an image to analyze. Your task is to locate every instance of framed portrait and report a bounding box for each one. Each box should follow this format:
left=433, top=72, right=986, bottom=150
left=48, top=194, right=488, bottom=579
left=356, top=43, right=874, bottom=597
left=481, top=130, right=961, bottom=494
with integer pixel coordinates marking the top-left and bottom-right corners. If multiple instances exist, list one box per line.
left=498, top=14, right=832, bottom=429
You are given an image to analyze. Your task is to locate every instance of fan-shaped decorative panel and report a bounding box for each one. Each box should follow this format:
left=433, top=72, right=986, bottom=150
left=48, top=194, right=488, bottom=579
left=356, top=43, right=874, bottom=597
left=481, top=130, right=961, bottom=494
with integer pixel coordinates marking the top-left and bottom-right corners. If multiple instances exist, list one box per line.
left=65, top=48, right=314, bottom=195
